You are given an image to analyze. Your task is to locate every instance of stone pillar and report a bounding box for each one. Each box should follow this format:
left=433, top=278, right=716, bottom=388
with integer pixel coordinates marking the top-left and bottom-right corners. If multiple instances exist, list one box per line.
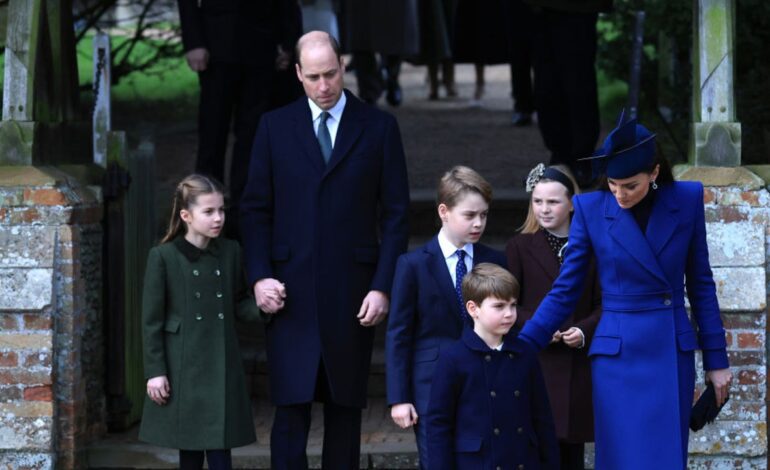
left=691, top=0, right=742, bottom=166
left=677, top=166, right=768, bottom=468
left=0, top=167, right=105, bottom=468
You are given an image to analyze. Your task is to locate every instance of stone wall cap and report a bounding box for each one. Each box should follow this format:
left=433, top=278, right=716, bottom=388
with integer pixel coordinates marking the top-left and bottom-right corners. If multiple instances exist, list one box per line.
left=674, top=165, right=764, bottom=190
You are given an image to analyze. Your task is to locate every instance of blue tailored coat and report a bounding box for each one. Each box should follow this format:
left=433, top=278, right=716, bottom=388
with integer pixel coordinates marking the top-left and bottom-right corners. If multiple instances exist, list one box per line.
left=240, top=90, right=410, bottom=407
left=520, top=181, right=729, bottom=470
left=426, top=328, right=559, bottom=470
left=386, top=237, right=506, bottom=414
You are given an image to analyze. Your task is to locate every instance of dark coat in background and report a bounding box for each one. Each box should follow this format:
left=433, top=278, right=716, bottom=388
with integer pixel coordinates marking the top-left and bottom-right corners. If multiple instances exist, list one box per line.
left=139, top=237, right=261, bottom=450
left=412, top=0, right=458, bottom=63
left=506, top=230, right=601, bottom=443
left=452, top=0, right=509, bottom=64
left=340, top=0, right=420, bottom=56
left=240, top=90, right=410, bottom=408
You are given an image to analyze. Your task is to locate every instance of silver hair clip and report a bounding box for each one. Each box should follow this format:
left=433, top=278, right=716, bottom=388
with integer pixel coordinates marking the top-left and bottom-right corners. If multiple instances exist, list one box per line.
left=525, top=163, right=546, bottom=193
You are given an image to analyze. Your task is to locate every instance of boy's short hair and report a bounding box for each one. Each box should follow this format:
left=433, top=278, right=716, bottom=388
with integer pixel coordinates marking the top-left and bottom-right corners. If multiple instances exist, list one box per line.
left=462, top=263, right=520, bottom=305
left=437, top=166, right=493, bottom=208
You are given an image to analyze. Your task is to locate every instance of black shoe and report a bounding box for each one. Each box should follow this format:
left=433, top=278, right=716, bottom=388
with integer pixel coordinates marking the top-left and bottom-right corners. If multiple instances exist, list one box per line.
left=511, top=112, right=532, bottom=127
left=386, top=81, right=402, bottom=107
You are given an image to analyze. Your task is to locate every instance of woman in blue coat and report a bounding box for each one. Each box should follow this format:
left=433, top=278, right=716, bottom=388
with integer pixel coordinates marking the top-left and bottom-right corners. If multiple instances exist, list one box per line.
left=519, top=115, right=733, bottom=470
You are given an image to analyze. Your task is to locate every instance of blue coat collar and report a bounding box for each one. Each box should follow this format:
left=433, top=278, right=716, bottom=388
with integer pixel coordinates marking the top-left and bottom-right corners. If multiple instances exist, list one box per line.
left=603, top=183, right=678, bottom=285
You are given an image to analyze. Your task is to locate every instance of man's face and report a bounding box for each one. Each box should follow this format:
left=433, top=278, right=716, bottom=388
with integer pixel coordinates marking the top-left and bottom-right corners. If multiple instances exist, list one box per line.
left=296, top=44, right=345, bottom=110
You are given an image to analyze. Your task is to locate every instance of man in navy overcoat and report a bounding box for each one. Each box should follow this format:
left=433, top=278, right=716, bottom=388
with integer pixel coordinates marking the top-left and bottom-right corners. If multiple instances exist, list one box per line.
left=240, top=31, right=410, bottom=469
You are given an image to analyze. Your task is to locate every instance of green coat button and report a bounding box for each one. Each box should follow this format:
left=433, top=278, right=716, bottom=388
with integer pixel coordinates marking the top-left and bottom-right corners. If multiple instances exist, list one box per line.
left=195, top=314, right=203, bottom=320
left=218, top=313, right=224, bottom=319
left=215, top=269, right=221, bottom=276
left=193, top=269, right=199, bottom=276
left=216, top=292, right=223, bottom=298
left=195, top=292, right=201, bottom=299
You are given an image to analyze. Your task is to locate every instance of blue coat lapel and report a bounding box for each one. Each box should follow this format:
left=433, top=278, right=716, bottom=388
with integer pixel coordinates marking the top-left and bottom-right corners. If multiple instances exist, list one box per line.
left=324, top=90, right=365, bottom=178
left=426, top=237, right=463, bottom=326
left=604, top=192, right=669, bottom=285
left=646, top=184, right=679, bottom=256
left=292, top=98, right=325, bottom=173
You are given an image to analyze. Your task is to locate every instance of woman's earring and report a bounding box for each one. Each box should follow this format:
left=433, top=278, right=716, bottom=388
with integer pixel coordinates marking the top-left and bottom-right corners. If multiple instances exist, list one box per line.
left=651, top=180, right=658, bottom=190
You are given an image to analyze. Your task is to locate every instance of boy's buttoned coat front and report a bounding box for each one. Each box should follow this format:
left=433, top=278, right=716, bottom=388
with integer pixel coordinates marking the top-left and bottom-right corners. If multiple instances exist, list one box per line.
left=426, top=329, right=559, bottom=470
left=139, top=237, right=260, bottom=450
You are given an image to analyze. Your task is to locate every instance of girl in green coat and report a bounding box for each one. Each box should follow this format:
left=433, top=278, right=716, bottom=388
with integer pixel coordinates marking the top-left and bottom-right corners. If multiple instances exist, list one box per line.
left=139, top=174, right=262, bottom=470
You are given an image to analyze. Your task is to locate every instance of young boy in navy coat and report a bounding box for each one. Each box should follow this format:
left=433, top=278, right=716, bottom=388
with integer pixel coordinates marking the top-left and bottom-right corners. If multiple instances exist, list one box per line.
left=426, top=263, right=559, bottom=470
left=386, top=166, right=507, bottom=469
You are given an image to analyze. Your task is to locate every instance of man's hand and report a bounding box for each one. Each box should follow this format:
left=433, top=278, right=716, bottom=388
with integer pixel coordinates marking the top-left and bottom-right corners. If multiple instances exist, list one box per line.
left=357, top=290, right=389, bottom=326
left=147, top=375, right=170, bottom=405
left=706, top=368, right=733, bottom=407
left=275, top=45, right=291, bottom=71
left=561, top=327, right=585, bottom=348
left=254, top=278, right=287, bottom=314
left=391, top=403, right=419, bottom=429
left=185, top=47, right=209, bottom=72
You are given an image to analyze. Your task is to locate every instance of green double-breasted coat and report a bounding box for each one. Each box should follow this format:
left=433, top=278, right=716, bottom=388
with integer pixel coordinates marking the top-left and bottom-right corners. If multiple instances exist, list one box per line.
left=138, top=236, right=260, bottom=450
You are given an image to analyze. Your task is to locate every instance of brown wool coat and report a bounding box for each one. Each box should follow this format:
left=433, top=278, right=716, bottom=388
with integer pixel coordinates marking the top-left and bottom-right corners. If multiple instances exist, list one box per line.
left=139, top=237, right=261, bottom=450
left=506, top=230, right=601, bottom=443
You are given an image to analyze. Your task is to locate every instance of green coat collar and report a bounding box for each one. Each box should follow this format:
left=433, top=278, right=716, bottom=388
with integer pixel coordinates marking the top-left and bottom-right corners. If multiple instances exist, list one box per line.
left=173, top=236, right=221, bottom=262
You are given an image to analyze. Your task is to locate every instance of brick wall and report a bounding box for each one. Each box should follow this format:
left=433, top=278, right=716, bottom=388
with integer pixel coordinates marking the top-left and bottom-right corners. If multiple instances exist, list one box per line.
left=681, top=168, right=768, bottom=469
left=0, top=167, right=105, bottom=469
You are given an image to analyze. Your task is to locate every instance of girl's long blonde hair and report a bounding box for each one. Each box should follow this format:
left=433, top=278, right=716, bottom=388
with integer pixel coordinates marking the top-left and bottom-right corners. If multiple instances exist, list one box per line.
left=518, top=164, right=580, bottom=234
left=160, top=174, right=225, bottom=244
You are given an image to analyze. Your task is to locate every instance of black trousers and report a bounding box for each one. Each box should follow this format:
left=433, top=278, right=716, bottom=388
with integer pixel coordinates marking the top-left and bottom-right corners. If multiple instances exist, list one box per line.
left=352, top=52, right=402, bottom=104
left=179, top=449, right=232, bottom=470
left=502, top=0, right=535, bottom=113
left=559, top=441, right=586, bottom=470
left=531, top=8, right=600, bottom=169
left=270, top=361, right=363, bottom=470
left=196, top=62, right=273, bottom=236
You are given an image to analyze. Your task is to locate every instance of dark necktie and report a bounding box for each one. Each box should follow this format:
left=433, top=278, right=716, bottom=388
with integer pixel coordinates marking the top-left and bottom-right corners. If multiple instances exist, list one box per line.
left=455, top=249, right=469, bottom=323
left=317, top=111, right=332, bottom=163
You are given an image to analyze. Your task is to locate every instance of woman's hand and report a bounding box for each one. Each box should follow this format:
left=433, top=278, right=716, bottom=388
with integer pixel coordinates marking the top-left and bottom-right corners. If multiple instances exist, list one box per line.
left=147, top=375, right=171, bottom=405
left=391, top=403, right=419, bottom=429
left=706, top=368, right=732, bottom=407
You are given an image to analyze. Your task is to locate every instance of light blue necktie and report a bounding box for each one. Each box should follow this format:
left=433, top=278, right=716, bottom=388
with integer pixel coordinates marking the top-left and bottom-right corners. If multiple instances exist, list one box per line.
left=317, top=111, right=332, bottom=164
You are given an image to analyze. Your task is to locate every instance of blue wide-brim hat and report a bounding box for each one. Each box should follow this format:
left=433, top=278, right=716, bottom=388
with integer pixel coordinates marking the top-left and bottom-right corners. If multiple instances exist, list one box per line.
left=581, top=110, right=657, bottom=179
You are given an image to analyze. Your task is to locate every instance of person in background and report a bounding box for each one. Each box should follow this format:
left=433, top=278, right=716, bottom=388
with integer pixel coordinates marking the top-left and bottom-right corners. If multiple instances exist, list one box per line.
left=177, top=0, right=295, bottom=238
left=507, top=163, right=601, bottom=469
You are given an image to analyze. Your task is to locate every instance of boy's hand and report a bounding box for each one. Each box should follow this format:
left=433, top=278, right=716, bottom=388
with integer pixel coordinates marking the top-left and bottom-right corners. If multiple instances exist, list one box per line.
left=254, top=278, right=287, bottom=313
left=357, top=290, right=389, bottom=326
left=561, top=327, right=585, bottom=348
left=391, top=403, right=419, bottom=429
left=147, top=375, right=170, bottom=405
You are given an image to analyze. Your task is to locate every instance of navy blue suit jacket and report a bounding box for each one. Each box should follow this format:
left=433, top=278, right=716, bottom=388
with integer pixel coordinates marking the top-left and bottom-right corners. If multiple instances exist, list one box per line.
left=240, top=91, right=410, bottom=407
left=385, top=236, right=506, bottom=414
left=426, top=329, right=559, bottom=469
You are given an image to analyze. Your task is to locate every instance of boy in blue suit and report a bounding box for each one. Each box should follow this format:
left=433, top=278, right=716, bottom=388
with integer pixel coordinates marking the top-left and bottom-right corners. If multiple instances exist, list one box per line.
left=426, top=263, right=559, bottom=470
left=386, top=166, right=507, bottom=469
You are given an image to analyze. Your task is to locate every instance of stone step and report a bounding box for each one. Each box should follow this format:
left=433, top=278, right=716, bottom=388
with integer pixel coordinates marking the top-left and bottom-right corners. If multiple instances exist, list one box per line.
left=88, top=398, right=419, bottom=469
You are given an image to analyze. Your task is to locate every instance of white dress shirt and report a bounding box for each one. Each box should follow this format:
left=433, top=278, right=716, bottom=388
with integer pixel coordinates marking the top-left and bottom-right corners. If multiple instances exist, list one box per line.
left=437, top=229, right=474, bottom=285
left=308, top=92, right=347, bottom=147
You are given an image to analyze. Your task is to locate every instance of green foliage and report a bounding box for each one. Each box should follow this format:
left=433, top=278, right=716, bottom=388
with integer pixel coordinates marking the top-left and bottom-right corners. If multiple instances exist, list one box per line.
left=597, top=0, right=770, bottom=164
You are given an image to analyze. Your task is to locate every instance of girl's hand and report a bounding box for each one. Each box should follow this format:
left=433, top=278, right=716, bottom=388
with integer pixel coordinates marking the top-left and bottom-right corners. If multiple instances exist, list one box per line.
left=147, top=375, right=171, bottom=405
left=391, top=403, right=419, bottom=429
left=706, top=368, right=733, bottom=407
left=561, top=327, right=585, bottom=349
left=550, top=330, right=563, bottom=344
